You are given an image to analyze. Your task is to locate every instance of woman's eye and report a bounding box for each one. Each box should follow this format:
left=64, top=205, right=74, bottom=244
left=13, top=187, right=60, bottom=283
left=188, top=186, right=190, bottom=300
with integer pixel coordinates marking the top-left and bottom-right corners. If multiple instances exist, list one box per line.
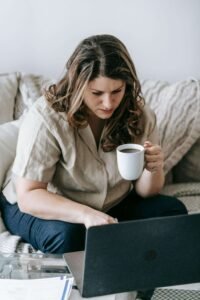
left=92, top=89, right=122, bottom=96
left=92, top=92, right=102, bottom=96
left=112, top=90, right=121, bottom=94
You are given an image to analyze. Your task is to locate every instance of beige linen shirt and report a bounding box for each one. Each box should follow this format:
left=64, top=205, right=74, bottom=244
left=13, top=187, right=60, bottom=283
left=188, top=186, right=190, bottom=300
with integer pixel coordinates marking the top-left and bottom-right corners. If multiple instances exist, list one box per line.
left=3, top=97, right=159, bottom=211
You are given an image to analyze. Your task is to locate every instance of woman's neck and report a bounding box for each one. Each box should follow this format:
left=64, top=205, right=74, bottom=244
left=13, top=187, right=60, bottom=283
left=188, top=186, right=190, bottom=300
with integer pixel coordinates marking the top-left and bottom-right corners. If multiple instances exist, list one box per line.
left=88, top=115, right=105, bottom=148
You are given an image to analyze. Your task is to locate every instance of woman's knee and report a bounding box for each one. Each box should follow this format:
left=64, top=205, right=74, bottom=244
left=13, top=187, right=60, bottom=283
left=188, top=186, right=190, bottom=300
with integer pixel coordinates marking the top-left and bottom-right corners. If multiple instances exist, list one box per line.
left=134, top=194, right=188, bottom=219
left=39, top=221, right=86, bottom=254
left=158, top=194, right=187, bottom=216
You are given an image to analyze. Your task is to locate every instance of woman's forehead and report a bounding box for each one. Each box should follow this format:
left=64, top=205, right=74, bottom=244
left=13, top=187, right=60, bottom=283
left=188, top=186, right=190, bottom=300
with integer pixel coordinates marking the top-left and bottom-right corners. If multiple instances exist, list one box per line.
left=88, top=76, right=125, bottom=91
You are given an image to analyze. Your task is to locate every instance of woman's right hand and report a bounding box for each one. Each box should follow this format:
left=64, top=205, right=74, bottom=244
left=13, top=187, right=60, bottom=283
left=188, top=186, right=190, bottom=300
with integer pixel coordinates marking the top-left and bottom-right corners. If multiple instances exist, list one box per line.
left=83, top=207, right=118, bottom=228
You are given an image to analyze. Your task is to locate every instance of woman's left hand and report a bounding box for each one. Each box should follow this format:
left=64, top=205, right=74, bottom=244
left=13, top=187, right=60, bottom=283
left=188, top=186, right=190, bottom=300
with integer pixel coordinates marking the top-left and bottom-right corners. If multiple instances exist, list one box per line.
left=144, top=141, right=164, bottom=173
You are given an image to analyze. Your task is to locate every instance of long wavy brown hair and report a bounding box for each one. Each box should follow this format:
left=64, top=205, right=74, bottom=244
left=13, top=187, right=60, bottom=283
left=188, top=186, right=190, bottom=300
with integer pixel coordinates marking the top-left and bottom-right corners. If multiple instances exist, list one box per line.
left=44, top=34, right=145, bottom=152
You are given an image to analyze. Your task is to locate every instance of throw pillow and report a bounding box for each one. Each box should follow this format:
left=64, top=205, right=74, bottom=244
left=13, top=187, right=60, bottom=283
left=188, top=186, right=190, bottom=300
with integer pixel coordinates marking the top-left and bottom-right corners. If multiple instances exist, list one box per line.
left=173, top=137, right=200, bottom=182
left=0, top=119, right=21, bottom=189
left=0, top=119, right=22, bottom=232
left=0, top=73, right=19, bottom=124
left=14, top=73, right=52, bottom=119
left=141, top=79, right=200, bottom=175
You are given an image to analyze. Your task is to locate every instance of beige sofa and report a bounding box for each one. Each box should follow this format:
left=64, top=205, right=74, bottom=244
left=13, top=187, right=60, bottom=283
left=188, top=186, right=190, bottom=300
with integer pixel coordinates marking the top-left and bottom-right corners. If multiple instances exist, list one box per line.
left=0, top=72, right=200, bottom=253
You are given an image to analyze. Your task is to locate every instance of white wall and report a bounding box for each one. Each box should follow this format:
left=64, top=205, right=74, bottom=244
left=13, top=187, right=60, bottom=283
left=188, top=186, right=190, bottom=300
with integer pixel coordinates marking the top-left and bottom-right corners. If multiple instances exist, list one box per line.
left=0, top=0, right=199, bottom=82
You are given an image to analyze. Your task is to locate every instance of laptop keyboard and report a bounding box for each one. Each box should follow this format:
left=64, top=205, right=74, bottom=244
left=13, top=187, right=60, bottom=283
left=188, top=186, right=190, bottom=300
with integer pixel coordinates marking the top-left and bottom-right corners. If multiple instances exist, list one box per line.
left=153, top=289, right=200, bottom=300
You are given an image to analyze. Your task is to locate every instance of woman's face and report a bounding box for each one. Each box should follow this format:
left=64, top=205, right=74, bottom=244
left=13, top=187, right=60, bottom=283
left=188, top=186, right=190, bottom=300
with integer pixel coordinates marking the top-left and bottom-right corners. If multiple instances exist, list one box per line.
left=83, top=76, right=126, bottom=119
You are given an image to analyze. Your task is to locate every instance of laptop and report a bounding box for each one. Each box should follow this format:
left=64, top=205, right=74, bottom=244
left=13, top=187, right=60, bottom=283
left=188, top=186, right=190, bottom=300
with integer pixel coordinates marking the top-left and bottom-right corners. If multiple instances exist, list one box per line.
left=64, top=213, right=200, bottom=298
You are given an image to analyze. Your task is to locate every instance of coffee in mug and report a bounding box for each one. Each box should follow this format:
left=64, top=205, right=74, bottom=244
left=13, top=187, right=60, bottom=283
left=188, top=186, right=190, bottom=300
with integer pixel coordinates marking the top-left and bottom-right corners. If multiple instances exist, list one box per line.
left=120, top=148, right=140, bottom=153
left=116, top=143, right=144, bottom=180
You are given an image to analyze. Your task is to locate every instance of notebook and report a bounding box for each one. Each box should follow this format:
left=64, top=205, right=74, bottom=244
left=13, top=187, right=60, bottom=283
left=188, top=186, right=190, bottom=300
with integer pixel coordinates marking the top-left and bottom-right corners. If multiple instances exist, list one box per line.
left=64, top=213, right=200, bottom=298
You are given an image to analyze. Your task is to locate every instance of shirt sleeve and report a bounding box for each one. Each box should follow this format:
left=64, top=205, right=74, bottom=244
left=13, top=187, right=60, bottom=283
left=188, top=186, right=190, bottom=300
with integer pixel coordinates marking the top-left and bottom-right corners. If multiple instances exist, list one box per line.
left=12, top=109, right=61, bottom=182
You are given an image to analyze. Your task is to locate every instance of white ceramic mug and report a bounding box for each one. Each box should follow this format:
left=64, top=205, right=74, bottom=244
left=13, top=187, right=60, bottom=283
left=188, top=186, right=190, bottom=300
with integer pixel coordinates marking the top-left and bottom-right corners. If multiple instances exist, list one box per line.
left=116, top=143, right=144, bottom=180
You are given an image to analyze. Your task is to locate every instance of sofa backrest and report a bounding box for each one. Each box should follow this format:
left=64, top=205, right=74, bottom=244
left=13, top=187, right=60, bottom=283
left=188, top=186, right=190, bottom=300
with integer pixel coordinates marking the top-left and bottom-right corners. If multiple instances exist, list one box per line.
left=0, top=73, right=200, bottom=189
left=141, top=79, right=200, bottom=183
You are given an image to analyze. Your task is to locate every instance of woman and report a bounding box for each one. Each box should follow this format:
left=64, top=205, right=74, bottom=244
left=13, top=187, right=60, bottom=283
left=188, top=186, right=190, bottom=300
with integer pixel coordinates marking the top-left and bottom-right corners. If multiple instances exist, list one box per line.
left=0, top=34, right=187, bottom=255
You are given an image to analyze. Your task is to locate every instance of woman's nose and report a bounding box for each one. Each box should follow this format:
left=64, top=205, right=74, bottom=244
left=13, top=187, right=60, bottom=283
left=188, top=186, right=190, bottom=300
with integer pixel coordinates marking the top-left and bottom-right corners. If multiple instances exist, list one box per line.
left=102, top=94, right=113, bottom=109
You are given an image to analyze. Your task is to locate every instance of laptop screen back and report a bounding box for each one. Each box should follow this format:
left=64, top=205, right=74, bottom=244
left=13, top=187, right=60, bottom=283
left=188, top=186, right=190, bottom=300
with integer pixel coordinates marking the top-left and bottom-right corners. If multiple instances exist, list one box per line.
left=65, top=214, right=200, bottom=298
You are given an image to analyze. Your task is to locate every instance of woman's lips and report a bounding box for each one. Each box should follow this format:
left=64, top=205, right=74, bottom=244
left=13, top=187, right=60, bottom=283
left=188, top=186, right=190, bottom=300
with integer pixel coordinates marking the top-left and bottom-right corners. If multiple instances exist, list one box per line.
left=99, top=109, right=113, bottom=114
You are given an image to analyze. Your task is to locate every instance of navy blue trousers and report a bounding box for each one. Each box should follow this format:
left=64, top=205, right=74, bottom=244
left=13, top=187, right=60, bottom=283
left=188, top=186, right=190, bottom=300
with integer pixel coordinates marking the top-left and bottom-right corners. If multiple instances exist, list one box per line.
left=0, top=191, right=187, bottom=254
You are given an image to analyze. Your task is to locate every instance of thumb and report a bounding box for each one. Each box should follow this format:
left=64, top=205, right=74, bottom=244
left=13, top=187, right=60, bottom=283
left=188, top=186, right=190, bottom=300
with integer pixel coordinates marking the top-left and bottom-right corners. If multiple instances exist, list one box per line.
left=144, top=141, right=152, bottom=148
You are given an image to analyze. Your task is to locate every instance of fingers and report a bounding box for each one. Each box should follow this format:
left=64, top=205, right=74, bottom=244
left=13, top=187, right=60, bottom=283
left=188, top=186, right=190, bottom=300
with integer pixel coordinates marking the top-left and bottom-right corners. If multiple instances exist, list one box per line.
left=144, top=141, right=161, bottom=154
left=105, top=216, right=118, bottom=225
left=145, top=153, right=163, bottom=163
left=145, top=160, right=164, bottom=172
left=84, top=208, right=118, bottom=228
left=144, top=141, right=164, bottom=173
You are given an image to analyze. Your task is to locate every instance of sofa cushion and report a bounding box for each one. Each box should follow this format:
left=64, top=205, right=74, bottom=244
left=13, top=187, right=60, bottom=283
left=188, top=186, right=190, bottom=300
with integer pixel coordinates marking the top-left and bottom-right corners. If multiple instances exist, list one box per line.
left=14, top=73, right=52, bottom=119
left=0, top=120, right=21, bottom=189
left=162, top=182, right=200, bottom=213
left=0, top=119, right=21, bottom=233
left=141, top=79, right=200, bottom=175
left=0, top=73, right=19, bottom=124
left=173, top=137, right=200, bottom=182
